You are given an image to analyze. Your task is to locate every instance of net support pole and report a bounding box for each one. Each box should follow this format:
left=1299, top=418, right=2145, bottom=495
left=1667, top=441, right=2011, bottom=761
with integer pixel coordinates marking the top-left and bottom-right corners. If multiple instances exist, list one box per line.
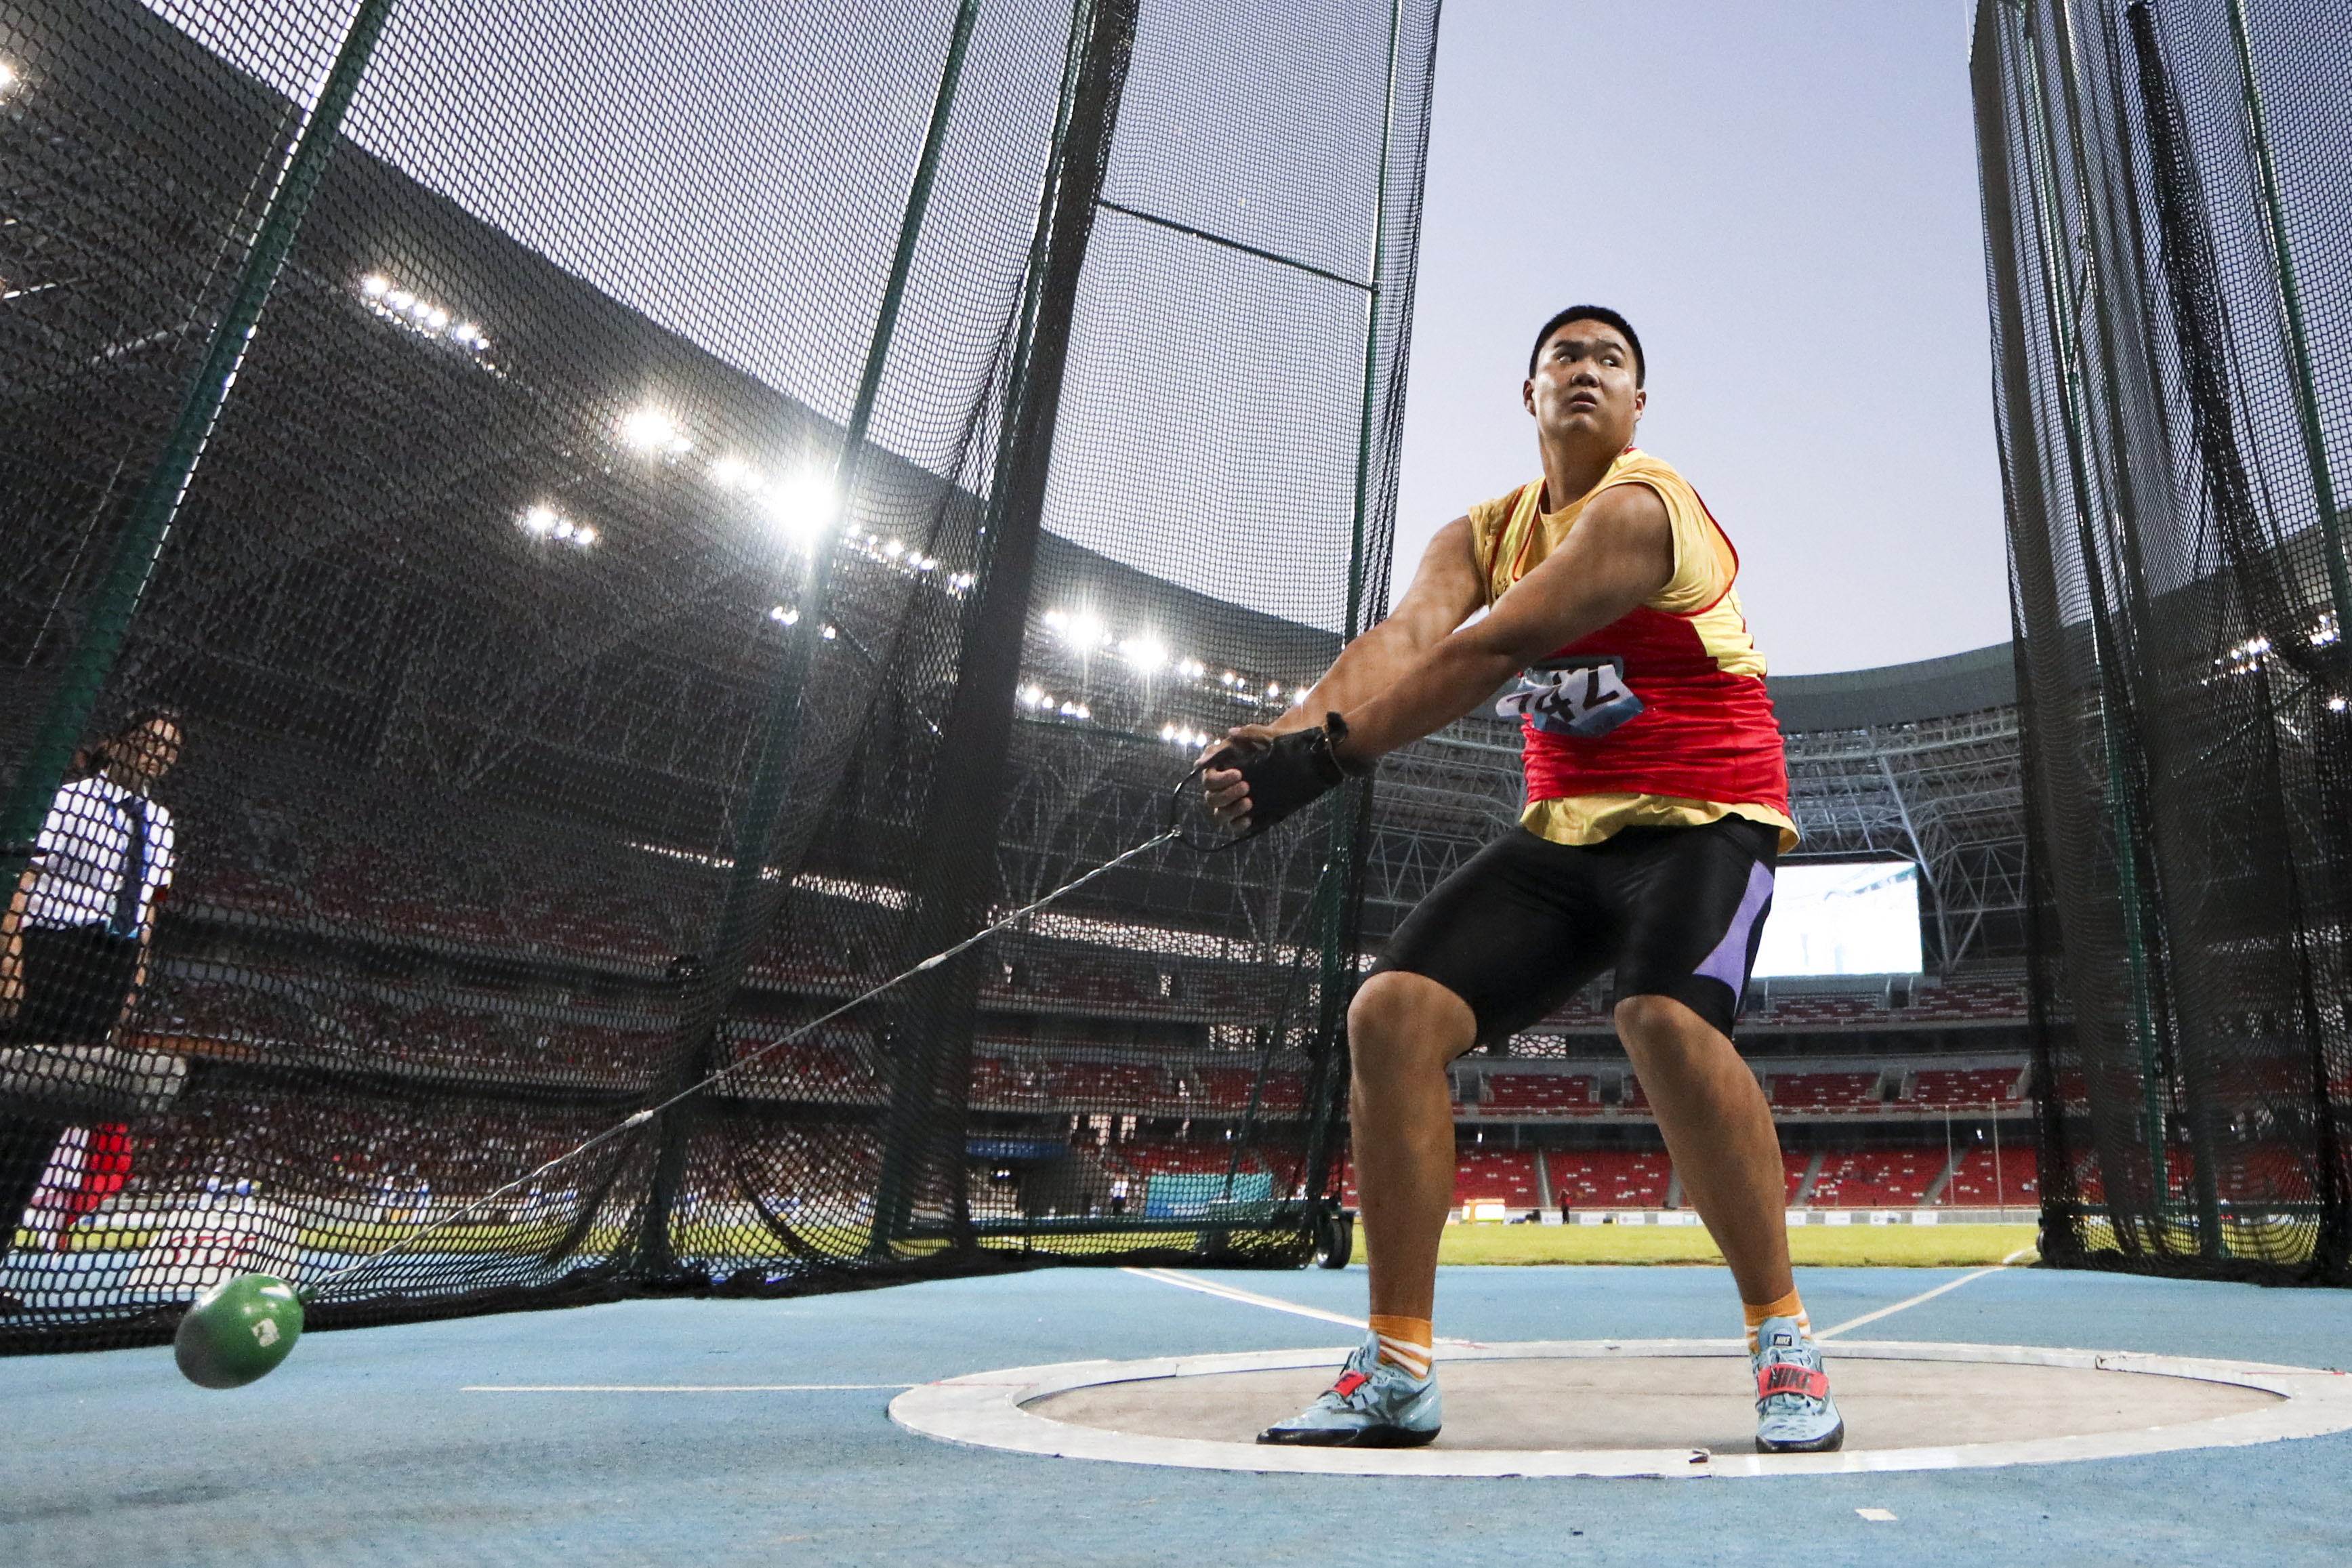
left=2015, top=7, right=2172, bottom=1231
left=634, top=0, right=982, bottom=1275
left=0, top=0, right=400, bottom=869
left=2225, top=0, right=2351, bottom=628
left=1300, top=0, right=1405, bottom=1222
left=863, top=0, right=1137, bottom=1259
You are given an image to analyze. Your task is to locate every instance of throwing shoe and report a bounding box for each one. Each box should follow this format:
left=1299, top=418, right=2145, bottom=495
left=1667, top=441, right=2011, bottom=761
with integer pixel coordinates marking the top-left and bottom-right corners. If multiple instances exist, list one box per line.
left=1752, top=1316, right=1844, bottom=1453
left=1257, top=1334, right=1441, bottom=1447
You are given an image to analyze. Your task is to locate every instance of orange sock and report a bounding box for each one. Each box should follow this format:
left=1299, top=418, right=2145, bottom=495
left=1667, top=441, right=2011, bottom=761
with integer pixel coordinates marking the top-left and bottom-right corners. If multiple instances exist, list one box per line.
left=1368, top=1313, right=1432, bottom=1378
left=1742, top=1289, right=1809, bottom=1353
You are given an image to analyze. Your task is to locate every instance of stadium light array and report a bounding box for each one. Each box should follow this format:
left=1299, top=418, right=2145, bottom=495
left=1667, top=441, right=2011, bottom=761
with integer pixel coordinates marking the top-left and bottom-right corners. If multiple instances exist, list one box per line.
left=1038, top=607, right=1306, bottom=709
left=358, top=273, right=489, bottom=352
left=766, top=605, right=835, bottom=638
left=1015, top=684, right=1089, bottom=720
left=762, top=468, right=838, bottom=550
left=619, top=405, right=692, bottom=455
left=2312, top=613, right=2339, bottom=648
left=2214, top=634, right=2272, bottom=678
left=1159, top=722, right=1214, bottom=749
left=709, top=455, right=763, bottom=492
left=0, top=60, right=19, bottom=99
left=518, top=504, right=596, bottom=548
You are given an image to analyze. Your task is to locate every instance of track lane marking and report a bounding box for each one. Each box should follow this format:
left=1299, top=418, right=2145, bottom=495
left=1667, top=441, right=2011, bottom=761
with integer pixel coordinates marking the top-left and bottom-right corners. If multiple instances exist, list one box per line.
left=1120, top=1267, right=1488, bottom=1346
left=1813, top=1247, right=2037, bottom=1340
left=463, top=1383, right=914, bottom=1392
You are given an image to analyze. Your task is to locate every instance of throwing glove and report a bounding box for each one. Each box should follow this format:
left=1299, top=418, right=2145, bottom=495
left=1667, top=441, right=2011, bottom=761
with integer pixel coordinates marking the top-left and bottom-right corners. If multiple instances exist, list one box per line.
left=1206, top=713, right=1370, bottom=839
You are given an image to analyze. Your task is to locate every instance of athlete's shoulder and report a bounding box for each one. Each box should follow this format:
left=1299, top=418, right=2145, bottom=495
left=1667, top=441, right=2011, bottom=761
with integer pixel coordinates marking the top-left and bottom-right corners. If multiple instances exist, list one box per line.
left=1465, top=480, right=1539, bottom=533
left=1603, top=448, right=1697, bottom=494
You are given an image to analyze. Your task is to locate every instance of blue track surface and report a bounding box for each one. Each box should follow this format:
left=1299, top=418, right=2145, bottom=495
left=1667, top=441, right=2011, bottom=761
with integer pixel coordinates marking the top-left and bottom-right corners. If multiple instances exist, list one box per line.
left=5, top=1263, right=2350, bottom=1565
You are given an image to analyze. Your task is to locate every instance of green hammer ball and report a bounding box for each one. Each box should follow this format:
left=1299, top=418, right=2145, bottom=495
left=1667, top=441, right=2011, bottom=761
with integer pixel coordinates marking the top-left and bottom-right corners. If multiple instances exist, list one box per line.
left=173, top=1274, right=305, bottom=1388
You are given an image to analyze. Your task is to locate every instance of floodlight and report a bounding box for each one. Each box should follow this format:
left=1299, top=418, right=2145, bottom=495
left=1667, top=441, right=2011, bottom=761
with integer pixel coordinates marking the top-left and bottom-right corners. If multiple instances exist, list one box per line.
left=519, top=505, right=559, bottom=535
left=882, top=538, right=904, bottom=558
left=386, top=289, right=415, bottom=311
left=0, top=61, right=18, bottom=96
left=762, top=468, right=839, bottom=550
left=552, top=518, right=575, bottom=539
left=425, top=307, right=449, bottom=330
left=710, top=456, right=752, bottom=490
left=360, top=274, right=390, bottom=298
left=573, top=526, right=597, bottom=548
left=1064, top=609, right=1107, bottom=651
left=770, top=606, right=799, bottom=624
left=821, top=625, right=837, bottom=641
left=1121, top=636, right=1168, bottom=674
left=619, top=407, right=682, bottom=453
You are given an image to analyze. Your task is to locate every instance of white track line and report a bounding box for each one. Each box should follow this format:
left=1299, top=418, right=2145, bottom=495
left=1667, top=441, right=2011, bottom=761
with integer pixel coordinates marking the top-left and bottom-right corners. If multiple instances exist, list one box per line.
left=463, top=1384, right=914, bottom=1392
left=1813, top=1247, right=2037, bottom=1341
left=1121, top=1267, right=1489, bottom=1346
left=1121, top=1267, right=1367, bottom=1332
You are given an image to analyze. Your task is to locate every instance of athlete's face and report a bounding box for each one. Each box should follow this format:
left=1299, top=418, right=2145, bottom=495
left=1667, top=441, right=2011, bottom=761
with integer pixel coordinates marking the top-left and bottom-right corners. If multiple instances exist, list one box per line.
left=1523, top=322, right=1644, bottom=450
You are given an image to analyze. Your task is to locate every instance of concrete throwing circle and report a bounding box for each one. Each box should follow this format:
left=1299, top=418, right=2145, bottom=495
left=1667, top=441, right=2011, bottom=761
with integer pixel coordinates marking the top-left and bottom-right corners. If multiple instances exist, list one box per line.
left=888, top=1339, right=2352, bottom=1477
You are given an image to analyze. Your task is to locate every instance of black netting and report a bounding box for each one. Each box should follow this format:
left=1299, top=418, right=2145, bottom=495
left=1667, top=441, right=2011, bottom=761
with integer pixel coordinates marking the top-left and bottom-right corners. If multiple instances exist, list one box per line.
left=0, top=0, right=1437, bottom=1348
left=1973, top=0, right=2352, bottom=1281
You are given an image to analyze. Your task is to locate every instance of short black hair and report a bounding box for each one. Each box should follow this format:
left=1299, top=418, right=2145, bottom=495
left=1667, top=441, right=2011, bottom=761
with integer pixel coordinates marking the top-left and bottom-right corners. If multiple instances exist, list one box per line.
left=1528, top=305, right=1645, bottom=386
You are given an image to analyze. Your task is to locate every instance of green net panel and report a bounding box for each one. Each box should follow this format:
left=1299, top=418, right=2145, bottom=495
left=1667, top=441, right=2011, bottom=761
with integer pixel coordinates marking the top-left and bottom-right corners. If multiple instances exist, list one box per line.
left=0, top=0, right=1438, bottom=1349
left=1973, top=0, right=2352, bottom=1282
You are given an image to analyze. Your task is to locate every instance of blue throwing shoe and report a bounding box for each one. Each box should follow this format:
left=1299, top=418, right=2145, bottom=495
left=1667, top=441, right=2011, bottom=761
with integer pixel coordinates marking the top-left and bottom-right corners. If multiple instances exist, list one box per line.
left=1258, top=1334, right=1442, bottom=1447
left=1752, top=1316, right=1844, bottom=1453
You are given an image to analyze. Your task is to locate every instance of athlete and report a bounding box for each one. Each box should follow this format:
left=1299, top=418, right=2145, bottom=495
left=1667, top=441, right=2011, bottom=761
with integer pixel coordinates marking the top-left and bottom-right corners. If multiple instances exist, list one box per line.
left=1203, top=306, right=1840, bottom=1453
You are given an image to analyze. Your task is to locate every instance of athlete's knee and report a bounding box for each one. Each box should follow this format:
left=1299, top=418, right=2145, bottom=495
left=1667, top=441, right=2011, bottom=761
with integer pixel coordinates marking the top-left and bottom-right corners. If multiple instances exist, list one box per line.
left=1613, top=991, right=1712, bottom=1048
left=1348, top=971, right=1474, bottom=1084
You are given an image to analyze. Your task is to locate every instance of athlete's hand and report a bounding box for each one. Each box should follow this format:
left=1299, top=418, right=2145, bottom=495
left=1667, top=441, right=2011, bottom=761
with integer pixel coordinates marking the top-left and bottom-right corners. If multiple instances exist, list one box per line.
left=1200, top=724, right=1281, bottom=832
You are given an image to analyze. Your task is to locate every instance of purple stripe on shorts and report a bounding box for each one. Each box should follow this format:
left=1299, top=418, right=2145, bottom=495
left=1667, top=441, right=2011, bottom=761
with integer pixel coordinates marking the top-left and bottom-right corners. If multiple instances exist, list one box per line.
left=1693, top=861, right=1775, bottom=993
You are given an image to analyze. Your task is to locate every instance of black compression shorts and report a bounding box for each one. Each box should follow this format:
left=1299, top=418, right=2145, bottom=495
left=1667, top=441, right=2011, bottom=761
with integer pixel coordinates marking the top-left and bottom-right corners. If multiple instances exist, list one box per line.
left=1366, top=815, right=1780, bottom=1044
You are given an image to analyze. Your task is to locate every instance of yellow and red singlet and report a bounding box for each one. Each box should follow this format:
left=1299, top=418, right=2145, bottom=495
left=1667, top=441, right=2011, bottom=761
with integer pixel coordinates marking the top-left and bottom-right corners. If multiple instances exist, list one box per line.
left=1465, top=449, right=1797, bottom=852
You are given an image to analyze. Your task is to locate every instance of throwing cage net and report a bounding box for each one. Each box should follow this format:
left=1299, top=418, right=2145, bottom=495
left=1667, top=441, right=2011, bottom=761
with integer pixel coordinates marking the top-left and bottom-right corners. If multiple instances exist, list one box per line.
left=0, top=0, right=1437, bottom=1350
left=1974, top=0, right=2352, bottom=1282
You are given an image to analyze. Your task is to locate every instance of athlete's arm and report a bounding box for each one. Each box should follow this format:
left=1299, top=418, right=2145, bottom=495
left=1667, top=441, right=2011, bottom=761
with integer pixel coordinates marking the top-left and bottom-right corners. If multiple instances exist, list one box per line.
left=1280, top=514, right=1487, bottom=730
left=1200, top=517, right=1483, bottom=820
left=1336, top=483, right=1674, bottom=764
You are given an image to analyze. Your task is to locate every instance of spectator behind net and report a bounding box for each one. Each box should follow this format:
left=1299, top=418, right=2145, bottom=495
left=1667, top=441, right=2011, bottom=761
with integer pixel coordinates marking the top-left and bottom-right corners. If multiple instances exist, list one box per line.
left=0, top=707, right=184, bottom=1307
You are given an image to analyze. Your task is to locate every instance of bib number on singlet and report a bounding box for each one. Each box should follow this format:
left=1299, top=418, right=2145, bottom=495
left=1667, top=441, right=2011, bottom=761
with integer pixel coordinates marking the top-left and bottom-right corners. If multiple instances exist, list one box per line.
left=1495, top=657, right=1645, bottom=739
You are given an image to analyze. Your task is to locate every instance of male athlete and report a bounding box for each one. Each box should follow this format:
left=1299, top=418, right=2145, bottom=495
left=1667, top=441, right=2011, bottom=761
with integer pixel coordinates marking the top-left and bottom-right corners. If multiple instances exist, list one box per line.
left=1203, top=306, right=1841, bottom=1453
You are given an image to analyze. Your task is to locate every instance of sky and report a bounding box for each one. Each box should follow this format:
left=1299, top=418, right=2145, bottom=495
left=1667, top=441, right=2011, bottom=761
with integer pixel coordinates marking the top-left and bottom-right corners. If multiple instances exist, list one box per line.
left=1392, top=0, right=2011, bottom=674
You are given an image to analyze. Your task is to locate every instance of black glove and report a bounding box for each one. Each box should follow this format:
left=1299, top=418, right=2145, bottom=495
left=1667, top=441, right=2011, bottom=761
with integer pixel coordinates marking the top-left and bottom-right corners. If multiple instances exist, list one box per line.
left=1206, top=713, right=1370, bottom=839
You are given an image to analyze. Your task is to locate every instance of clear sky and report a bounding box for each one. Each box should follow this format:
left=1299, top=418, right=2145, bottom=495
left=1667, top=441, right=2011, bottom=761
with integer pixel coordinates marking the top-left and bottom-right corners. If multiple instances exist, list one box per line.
left=1392, top=0, right=2010, bottom=675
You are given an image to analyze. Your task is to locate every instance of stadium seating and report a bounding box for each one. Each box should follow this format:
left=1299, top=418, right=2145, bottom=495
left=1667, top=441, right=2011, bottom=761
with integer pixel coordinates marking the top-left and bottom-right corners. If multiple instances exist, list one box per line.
left=1770, top=1073, right=1881, bottom=1111
left=1806, top=1149, right=1945, bottom=1208
left=1943, top=1146, right=2036, bottom=1204
left=1481, top=1073, right=1596, bottom=1112
left=1454, top=1148, right=1540, bottom=1206
left=1912, top=1067, right=2023, bottom=1107
left=1544, top=1149, right=1672, bottom=1207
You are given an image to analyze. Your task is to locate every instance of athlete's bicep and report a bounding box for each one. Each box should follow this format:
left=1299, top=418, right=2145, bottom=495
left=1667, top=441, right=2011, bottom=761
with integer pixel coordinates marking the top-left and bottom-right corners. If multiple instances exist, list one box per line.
left=1470, top=485, right=1674, bottom=663
left=1381, top=516, right=1485, bottom=650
